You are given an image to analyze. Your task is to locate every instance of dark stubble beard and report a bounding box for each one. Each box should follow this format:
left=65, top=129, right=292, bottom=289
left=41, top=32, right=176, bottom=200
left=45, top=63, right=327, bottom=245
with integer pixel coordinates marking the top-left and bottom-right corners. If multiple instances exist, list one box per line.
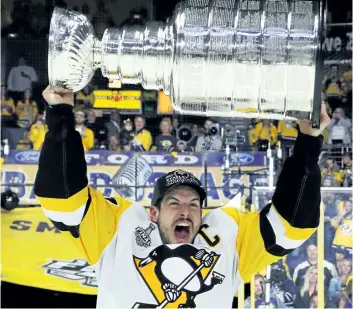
left=157, top=220, right=171, bottom=244
left=156, top=220, right=199, bottom=245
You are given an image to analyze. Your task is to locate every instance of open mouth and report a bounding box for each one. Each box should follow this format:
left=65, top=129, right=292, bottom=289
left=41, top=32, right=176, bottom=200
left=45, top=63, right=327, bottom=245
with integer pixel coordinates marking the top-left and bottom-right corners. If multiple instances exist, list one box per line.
left=174, top=222, right=191, bottom=243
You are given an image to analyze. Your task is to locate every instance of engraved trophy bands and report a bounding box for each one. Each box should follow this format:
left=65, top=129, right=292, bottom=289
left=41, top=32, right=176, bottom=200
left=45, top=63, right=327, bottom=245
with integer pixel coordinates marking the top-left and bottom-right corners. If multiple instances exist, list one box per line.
left=48, top=0, right=326, bottom=120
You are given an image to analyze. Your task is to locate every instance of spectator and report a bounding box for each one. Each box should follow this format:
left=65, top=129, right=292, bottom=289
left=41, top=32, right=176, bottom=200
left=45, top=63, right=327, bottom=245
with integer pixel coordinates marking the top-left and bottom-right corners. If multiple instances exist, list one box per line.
left=249, top=120, right=277, bottom=151
left=76, top=85, right=94, bottom=108
left=15, top=88, right=38, bottom=128
left=131, top=116, right=152, bottom=152
left=119, top=118, right=134, bottom=151
left=189, top=124, right=200, bottom=147
left=341, top=63, right=352, bottom=117
left=323, top=64, right=344, bottom=111
left=196, top=118, right=222, bottom=152
left=7, top=55, right=38, bottom=102
left=108, top=135, right=121, bottom=151
left=341, top=152, right=352, bottom=187
left=331, top=199, right=353, bottom=255
left=326, top=108, right=352, bottom=145
left=323, top=193, right=339, bottom=260
left=28, top=113, right=47, bottom=150
left=153, top=118, right=177, bottom=152
left=16, top=130, right=32, bottom=150
left=86, top=109, right=107, bottom=148
left=292, top=244, right=337, bottom=289
left=1, top=83, right=16, bottom=127
left=244, top=274, right=286, bottom=308
left=74, top=110, right=94, bottom=151
left=328, top=259, right=352, bottom=308
left=334, top=248, right=348, bottom=273
left=321, top=158, right=342, bottom=187
left=171, top=117, right=179, bottom=136
left=277, top=120, right=298, bottom=158
left=294, top=266, right=318, bottom=308
left=105, top=110, right=121, bottom=139
left=92, top=0, right=114, bottom=38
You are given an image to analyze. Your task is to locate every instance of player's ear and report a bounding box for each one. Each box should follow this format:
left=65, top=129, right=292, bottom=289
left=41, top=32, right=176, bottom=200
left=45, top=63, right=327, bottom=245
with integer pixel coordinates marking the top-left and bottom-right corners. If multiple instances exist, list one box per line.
left=150, top=206, right=159, bottom=223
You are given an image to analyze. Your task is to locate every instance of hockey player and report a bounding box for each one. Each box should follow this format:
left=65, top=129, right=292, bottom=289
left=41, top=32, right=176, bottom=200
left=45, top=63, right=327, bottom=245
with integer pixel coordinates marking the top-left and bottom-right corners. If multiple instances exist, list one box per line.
left=34, top=87, right=330, bottom=308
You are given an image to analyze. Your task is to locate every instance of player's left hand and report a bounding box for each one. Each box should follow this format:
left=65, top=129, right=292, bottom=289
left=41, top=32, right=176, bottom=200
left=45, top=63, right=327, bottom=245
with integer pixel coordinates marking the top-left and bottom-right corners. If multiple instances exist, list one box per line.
left=299, top=104, right=331, bottom=137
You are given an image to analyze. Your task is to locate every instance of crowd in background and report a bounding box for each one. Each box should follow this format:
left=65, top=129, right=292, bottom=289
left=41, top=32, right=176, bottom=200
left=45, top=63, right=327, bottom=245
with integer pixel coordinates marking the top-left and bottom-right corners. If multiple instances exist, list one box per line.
left=241, top=193, right=352, bottom=309
left=0, top=1, right=352, bottom=309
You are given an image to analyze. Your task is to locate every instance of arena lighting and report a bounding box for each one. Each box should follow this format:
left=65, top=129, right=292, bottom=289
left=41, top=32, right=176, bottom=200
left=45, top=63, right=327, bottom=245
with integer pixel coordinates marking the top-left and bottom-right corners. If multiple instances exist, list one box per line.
left=1, top=190, right=19, bottom=211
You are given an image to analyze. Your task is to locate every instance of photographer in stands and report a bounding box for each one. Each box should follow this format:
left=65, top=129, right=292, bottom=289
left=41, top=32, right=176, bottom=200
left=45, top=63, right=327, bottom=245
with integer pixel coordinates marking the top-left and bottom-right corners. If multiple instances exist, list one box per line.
left=195, top=117, right=222, bottom=152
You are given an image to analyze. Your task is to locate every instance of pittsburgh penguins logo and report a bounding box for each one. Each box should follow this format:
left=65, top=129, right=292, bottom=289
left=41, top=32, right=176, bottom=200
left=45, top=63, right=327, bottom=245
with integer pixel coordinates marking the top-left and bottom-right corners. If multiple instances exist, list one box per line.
left=133, top=245, right=225, bottom=308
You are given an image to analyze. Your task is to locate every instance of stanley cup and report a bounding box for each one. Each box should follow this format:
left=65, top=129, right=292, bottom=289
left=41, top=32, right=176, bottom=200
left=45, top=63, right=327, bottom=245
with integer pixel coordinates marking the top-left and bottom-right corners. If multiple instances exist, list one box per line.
left=48, top=0, right=326, bottom=121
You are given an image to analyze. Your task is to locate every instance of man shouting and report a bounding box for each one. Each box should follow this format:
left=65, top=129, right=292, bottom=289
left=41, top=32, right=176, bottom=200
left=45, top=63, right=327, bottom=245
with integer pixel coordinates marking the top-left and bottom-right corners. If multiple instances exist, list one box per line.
left=34, top=87, right=330, bottom=308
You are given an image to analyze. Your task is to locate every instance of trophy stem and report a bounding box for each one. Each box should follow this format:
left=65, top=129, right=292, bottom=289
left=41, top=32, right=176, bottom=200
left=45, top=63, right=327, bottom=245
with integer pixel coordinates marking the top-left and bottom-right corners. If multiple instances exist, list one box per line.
left=93, top=38, right=103, bottom=70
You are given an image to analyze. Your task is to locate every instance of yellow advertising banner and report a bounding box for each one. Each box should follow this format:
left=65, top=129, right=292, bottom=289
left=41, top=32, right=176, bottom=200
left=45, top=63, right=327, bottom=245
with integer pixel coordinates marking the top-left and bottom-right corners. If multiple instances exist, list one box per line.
left=1, top=207, right=98, bottom=295
left=93, top=90, right=141, bottom=112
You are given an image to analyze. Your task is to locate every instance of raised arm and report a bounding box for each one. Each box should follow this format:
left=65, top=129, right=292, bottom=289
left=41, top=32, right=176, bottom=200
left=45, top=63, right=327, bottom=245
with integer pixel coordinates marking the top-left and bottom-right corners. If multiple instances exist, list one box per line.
left=222, top=105, right=331, bottom=282
left=34, top=87, right=133, bottom=265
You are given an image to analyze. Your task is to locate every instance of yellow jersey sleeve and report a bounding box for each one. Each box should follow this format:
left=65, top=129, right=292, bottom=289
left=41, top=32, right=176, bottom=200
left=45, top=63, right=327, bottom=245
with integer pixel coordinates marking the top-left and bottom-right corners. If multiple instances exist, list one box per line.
left=37, top=187, right=134, bottom=265
left=222, top=206, right=316, bottom=282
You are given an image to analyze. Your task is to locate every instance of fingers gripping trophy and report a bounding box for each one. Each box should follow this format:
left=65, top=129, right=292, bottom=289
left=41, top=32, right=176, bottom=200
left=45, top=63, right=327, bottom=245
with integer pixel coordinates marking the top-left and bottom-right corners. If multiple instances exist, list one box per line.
left=48, top=0, right=327, bottom=126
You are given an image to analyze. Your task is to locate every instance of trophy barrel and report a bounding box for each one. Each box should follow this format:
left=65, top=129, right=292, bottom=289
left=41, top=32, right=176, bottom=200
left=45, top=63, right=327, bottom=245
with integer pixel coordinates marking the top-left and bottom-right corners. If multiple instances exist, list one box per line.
left=168, top=0, right=323, bottom=119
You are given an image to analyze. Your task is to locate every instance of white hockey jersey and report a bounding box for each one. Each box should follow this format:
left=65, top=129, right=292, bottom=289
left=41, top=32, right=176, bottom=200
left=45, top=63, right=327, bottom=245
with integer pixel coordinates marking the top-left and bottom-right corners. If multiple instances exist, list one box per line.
left=38, top=186, right=316, bottom=308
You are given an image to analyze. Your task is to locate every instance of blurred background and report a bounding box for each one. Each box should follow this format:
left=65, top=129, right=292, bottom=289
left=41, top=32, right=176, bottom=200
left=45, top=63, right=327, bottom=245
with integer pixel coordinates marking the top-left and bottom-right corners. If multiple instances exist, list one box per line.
left=1, top=0, right=352, bottom=308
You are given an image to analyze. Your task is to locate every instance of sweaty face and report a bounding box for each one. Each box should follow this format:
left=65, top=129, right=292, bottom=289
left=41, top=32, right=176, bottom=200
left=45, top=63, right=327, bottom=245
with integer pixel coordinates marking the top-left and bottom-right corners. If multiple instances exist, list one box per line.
left=87, top=111, right=95, bottom=122
left=326, top=160, right=334, bottom=169
left=307, top=245, right=318, bottom=261
left=309, top=268, right=318, bottom=284
left=135, top=117, right=145, bottom=131
left=343, top=156, right=351, bottom=165
left=254, top=278, right=264, bottom=296
left=161, top=121, right=170, bottom=134
left=153, top=186, right=202, bottom=244
left=204, top=120, right=213, bottom=130
left=75, top=114, right=85, bottom=125
left=340, top=260, right=352, bottom=275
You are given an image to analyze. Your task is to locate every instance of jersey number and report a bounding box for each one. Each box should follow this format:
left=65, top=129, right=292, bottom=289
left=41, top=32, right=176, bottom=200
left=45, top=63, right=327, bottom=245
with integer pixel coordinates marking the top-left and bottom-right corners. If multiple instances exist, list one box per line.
left=199, top=224, right=220, bottom=247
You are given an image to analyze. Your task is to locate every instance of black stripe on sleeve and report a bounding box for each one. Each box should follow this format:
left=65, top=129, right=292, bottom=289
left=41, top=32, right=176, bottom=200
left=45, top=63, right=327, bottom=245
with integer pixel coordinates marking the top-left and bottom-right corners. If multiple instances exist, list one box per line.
left=259, top=204, right=293, bottom=257
left=105, top=197, right=118, bottom=205
left=49, top=193, right=92, bottom=239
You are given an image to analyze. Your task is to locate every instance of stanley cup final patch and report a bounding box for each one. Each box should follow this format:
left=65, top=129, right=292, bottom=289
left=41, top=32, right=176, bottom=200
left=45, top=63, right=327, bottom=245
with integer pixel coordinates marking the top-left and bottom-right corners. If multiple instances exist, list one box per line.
left=135, top=223, right=156, bottom=248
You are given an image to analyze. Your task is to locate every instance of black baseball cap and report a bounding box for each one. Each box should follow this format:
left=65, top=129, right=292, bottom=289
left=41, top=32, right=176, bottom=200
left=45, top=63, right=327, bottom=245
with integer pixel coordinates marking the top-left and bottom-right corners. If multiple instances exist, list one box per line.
left=151, top=169, right=207, bottom=207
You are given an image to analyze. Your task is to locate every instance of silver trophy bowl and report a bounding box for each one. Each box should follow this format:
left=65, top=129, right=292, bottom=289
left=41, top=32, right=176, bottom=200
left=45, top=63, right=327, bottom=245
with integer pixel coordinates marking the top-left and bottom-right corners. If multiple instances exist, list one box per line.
left=48, top=0, right=326, bottom=122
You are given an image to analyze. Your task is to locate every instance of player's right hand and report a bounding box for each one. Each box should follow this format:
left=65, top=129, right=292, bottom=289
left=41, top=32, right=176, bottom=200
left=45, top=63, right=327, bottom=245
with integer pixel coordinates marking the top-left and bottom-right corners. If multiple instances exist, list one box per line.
left=42, top=86, right=74, bottom=106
